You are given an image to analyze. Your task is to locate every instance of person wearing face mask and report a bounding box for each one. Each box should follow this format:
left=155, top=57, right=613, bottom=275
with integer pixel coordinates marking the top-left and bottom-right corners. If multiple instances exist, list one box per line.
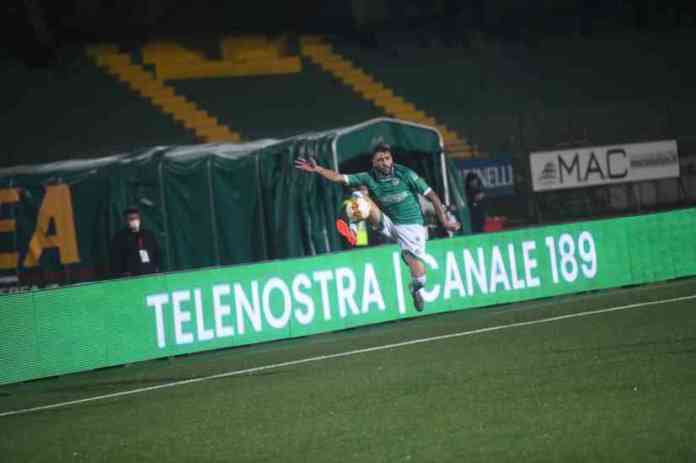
left=109, top=207, right=161, bottom=278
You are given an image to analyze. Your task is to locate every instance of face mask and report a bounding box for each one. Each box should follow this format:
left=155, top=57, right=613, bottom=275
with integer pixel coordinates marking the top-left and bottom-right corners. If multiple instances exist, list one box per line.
left=128, top=219, right=141, bottom=231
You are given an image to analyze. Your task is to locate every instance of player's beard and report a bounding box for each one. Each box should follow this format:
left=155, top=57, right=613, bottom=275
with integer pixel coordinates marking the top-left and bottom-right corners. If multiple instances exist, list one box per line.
left=375, top=164, right=394, bottom=178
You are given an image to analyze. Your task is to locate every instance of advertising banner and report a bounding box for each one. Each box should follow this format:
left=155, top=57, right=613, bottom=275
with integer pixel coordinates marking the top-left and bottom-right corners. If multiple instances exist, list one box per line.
left=454, top=156, right=515, bottom=197
left=1, top=208, right=695, bottom=385
left=530, top=140, right=679, bottom=192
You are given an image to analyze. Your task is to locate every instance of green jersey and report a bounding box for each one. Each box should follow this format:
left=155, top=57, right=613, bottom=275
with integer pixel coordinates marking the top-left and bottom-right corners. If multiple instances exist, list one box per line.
left=345, top=164, right=431, bottom=225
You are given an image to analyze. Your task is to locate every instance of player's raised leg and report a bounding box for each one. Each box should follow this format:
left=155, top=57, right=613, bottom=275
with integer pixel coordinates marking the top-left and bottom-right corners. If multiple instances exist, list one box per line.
left=401, top=251, right=426, bottom=311
left=377, top=214, right=429, bottom=312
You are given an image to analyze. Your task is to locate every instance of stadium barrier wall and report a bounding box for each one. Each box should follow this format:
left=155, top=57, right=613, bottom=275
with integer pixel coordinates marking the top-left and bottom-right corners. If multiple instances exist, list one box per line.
left=2, top=208, right=696, bottom=385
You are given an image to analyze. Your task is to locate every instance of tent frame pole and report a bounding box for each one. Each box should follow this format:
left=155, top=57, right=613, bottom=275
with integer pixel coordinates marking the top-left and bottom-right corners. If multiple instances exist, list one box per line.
left=440, top=149, right=450, bottom=206
left=207, top=157, right=221, bottom=265
left=158, top=160, right=171, bottom=271
left=255, top=154, right=269, bottom=260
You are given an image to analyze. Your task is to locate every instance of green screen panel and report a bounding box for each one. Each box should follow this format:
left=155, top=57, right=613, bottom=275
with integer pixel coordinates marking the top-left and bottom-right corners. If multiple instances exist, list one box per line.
left=0, top=292, right=39, bottom=384
left=672, top=210, right=696, bottom=277
left=2, top=208, right=696, bottom=385
left=103, top=274, right=171, bottom=365
left=33, top=284, right=109, bottom=377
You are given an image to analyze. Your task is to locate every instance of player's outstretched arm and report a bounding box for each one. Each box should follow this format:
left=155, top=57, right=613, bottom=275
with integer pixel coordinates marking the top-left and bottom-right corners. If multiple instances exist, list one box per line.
left=425, top=190, right=460, bottom=232
left=294, top=157, right=347, bottom=184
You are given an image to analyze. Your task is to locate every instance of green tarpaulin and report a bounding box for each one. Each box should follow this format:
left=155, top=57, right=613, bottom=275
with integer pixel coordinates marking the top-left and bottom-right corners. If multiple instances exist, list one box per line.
left=0, top=118, right=470, bottom=289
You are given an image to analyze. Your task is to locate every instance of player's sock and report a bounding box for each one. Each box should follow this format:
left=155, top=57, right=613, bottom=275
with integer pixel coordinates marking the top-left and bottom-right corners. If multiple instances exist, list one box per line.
left=410, top=275, right=426, bottom=311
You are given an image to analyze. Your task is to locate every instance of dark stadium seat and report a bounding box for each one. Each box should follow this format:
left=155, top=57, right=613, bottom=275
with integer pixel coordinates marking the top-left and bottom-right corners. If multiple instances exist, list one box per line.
left=169, top=59, right=383, bottom=141
left=0, top=48, right=197, bottom=167
left=332, top=31, right=696, bottom=152
left=2, top=31, right=695, bottom=168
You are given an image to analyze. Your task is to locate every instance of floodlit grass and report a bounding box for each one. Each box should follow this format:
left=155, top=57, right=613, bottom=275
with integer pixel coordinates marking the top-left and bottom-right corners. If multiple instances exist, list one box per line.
left=1, top=278, right=695, bottom=462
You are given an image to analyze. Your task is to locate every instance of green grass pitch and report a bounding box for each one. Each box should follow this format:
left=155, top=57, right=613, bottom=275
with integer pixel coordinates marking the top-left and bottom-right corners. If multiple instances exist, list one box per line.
left=1, top=278, right=695, bottom=462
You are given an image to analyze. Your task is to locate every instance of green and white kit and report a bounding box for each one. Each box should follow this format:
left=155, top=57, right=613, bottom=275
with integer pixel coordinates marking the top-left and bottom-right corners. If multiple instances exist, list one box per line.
left=345, top=164, right=431, bottom=260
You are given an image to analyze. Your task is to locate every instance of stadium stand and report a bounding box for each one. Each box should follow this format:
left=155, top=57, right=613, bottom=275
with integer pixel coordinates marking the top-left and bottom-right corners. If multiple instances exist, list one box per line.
left=299, top=36, right=475, bottom=156
left=3, top=31, right=695, bottom=169
left=0, top=48, right=197, bottom=168
left=167, top=38, right=384, bottom=141
left=332, top=30, right=696, bottom=153
left=87, top=45, right=242, bottom=143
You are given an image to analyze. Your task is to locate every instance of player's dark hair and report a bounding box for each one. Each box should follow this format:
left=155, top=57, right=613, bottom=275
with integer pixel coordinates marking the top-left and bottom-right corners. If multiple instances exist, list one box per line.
left=372, top=143, right=392, bottom=157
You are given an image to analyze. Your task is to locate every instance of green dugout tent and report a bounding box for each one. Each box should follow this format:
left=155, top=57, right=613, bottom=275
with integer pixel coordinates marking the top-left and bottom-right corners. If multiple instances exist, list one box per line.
left=0, top=118, right=470, bottom=289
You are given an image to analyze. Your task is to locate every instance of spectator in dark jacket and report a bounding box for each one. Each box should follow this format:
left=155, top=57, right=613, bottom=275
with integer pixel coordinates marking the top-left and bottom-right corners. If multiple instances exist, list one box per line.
left=110, top=207, right=161, bottom=278
left=465, top=172, right=487, bottom=234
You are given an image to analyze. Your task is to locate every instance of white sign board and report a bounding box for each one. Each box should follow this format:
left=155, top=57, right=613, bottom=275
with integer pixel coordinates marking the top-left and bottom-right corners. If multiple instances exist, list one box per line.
left=530, top=140, right=679, bottom=192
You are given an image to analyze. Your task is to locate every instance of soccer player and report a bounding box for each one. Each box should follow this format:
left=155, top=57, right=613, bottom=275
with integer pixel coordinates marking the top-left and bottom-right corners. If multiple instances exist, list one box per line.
left=294, top=143, right=460, bottom=311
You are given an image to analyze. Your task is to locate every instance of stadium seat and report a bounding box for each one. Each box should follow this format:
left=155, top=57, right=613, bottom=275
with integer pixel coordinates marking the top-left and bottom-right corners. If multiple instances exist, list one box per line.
left=0, top=48, right=197, bottom=167
left=3, top=32, right=696, bottom=168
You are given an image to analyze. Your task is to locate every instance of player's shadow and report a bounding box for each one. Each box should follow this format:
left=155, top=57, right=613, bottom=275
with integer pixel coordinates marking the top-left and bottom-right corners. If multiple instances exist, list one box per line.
left=46, top=369, right=289, bottom=394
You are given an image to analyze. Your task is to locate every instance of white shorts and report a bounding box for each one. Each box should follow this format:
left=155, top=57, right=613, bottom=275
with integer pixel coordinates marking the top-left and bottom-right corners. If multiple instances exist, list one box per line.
left=378, top=214, right=428, bottom=261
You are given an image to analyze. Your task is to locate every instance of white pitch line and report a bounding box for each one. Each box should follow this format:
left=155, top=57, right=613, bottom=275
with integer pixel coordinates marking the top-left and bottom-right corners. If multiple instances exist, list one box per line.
left=2, top=293, right=695, bottom=418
